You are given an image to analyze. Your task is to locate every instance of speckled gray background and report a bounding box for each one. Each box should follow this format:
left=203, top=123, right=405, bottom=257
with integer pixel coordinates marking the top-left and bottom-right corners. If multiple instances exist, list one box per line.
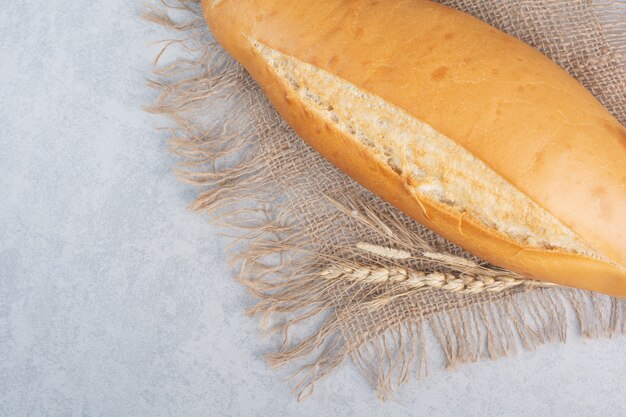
left=0, top=1, right=624, bottom=416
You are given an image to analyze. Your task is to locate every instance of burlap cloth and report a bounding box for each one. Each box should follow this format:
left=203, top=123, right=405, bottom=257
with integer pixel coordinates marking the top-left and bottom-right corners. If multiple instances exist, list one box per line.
left=147, top=0, right=625, bottom=400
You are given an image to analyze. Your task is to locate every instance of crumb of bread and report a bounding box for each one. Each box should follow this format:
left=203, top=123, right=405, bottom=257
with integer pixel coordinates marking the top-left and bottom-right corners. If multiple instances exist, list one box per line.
left=254, top=40, right=599, bottom=258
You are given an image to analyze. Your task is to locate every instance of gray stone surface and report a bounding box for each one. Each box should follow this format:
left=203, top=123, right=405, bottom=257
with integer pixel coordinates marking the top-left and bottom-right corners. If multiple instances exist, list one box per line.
left=0, top=1, right=624, bottom=416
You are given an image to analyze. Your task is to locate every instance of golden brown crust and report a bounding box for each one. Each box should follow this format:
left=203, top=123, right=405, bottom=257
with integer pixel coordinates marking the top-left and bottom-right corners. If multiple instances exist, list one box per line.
left=202, top=0, right=626, bottom=298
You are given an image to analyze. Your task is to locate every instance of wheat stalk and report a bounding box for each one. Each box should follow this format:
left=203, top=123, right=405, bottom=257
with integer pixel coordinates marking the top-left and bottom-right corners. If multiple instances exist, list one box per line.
left=356, top=241, right=411, bottom=260
left=421, top=251, right=480, bottom=269
left=349, top=241, right=558, bottom=293
left=320, top=264, right=555, bottom=294
left=357, top=241, right=481, bottom=268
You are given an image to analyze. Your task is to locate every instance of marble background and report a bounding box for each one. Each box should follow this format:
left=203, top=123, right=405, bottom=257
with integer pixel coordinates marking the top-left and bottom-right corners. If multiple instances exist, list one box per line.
left=0, top=1, right=624, bottom=416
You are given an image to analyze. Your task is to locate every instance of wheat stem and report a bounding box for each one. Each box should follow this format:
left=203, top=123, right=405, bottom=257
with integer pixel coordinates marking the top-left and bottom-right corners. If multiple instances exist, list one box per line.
left=421, top=251, right=479, bottom=268
left=356, top=242, right=412, bottom=260
left=321, top=264, right=557, bottom=294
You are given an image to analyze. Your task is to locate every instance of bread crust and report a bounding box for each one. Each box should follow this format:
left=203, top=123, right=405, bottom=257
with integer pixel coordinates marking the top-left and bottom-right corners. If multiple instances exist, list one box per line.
left=201, top=0, right=626, bottom=298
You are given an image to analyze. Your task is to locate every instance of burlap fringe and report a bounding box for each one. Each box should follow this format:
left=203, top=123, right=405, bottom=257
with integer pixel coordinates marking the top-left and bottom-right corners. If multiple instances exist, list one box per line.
left=146, top=0, right=625, bottom=401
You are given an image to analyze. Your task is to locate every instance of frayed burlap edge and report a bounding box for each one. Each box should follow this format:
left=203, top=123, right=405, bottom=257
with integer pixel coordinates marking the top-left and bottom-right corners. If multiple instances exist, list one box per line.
left=145, top=0, right=625, bottom=401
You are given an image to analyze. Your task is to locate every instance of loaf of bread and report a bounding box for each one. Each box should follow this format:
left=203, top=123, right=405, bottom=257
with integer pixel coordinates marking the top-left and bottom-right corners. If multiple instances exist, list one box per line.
left=201, top=0, right=626, bottom=298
